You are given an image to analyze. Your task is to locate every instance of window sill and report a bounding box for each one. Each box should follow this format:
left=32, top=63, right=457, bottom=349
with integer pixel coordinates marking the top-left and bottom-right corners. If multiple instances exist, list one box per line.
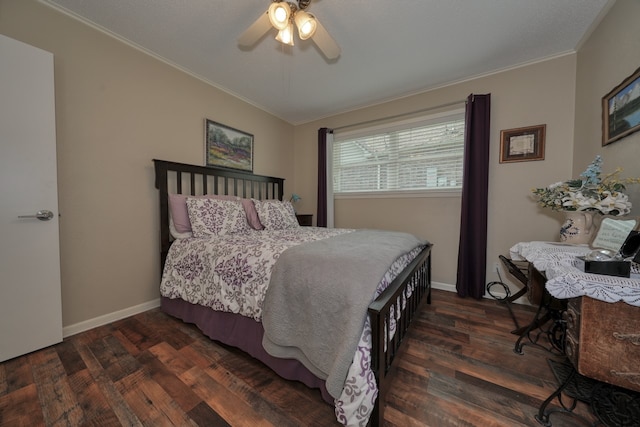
left=334, top=189, right=461, bottom=199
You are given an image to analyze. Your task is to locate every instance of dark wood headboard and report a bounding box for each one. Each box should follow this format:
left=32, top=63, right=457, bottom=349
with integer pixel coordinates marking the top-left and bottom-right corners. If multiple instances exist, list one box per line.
left=153, top=159, right=285, bottom=271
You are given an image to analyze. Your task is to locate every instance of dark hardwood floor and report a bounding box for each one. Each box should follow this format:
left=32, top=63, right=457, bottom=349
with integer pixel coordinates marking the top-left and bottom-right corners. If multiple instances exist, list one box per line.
left=0, top=289, right=598, bottom=426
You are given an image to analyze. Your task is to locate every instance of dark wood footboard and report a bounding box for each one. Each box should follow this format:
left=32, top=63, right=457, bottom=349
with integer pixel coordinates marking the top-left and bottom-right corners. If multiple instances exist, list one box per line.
left=368, top=243, right=432, bottom=426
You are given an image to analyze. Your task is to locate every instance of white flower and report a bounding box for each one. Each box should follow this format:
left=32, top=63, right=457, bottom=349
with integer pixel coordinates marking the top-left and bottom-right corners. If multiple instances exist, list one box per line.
left=561, top=191, right=597, bottom=211
left=596, top=191, right=631, bottom=215
left=576, top=193, right=600, bottom=211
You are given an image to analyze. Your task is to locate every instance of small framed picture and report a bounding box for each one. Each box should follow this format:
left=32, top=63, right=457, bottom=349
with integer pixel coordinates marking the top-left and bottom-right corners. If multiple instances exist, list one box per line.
left=499, top=124, right=546, bottom=163
left=602, top=66, right=640, bottom=146
left=204, top=119, right=253, bottom=172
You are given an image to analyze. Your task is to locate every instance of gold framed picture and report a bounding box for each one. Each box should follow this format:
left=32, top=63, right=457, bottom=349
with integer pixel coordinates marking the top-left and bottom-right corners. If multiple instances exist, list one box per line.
left=499, top=124, right=546, bottom=163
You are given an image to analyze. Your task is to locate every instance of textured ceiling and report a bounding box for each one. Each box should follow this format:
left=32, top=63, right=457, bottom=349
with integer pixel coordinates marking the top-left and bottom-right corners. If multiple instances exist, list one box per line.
left=43, top=0, right=614, bottom=124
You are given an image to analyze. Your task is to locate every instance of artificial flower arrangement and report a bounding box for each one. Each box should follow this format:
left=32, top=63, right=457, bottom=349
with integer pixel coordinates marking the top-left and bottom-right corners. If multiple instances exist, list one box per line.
left=532, top=155, right=640, bottom=216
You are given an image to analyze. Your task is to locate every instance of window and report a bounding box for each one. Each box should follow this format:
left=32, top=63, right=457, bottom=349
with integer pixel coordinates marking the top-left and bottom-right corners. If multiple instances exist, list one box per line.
left=332, top=110, right=465, bottom=196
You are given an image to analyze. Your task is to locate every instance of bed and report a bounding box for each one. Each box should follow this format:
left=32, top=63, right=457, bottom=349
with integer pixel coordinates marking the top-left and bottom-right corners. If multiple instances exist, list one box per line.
left=153, top=159, right=433, bottom=426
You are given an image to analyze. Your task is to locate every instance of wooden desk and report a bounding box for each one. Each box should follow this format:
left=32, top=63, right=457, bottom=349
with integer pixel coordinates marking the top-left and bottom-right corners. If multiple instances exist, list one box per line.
left=510, top=241, right=640, bottom=424
left=564, top=296, right=640, bottom=393
left=523, top=263, right=640, bottom=392
left=537, top=296, right=640, bottom=426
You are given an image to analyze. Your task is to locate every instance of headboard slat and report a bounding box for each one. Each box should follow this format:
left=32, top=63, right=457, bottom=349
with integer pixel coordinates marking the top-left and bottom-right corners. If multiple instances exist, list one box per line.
left=176, top=172, right=183, bottom=194
left=153, top=159, right=285, bottom=271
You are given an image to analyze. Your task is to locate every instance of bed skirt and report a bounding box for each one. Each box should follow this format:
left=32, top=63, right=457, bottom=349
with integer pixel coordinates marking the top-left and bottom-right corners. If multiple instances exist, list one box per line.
left=160, top=296, right=333, bottom=404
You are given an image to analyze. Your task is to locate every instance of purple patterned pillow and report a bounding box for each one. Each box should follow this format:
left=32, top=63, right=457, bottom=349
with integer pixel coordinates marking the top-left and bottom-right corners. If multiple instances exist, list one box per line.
left=169, top=193, right=239, bottom=236
left=253, top=199, right=299, bottom=230
left=186, top=198, right=250, bottom=237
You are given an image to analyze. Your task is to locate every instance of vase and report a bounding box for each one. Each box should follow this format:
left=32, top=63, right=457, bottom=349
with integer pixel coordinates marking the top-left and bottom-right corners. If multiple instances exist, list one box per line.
left=559, top=211, right=595, bottom=244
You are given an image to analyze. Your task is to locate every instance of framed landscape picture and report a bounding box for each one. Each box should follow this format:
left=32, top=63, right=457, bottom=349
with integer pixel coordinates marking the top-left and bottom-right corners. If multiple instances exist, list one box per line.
left=602, top=66, right=640, bottom=146
left=204, top=119, right=253, bottom=172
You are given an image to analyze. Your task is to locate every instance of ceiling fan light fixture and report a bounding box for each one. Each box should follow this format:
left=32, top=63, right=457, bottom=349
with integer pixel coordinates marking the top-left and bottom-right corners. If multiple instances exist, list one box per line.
left=275, top=22, right=295, bottom=46
left=268, top=1, right=292, bottom=31
left=239, top=0, right=340, bottom=60
left=294, top=10, right=317, bottom=40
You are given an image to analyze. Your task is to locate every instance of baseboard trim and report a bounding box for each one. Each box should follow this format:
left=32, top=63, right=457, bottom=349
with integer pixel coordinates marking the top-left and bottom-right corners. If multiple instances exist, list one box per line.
left=432, top=281, right=456, bottom=293
left=432, top=281, right=530, bottom=305
left=62, top=280, right=528, bottom=338
left=63, top=298, right=161, bottom=338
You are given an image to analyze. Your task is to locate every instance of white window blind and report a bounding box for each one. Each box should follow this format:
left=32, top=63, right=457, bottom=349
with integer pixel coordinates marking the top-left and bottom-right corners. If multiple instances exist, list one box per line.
left=332, top=110, right=465, bottom=195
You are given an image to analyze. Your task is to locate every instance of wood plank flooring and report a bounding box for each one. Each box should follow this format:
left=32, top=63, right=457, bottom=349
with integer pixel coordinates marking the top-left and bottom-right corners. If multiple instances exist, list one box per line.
left=0, top=289, right=599, bottom=426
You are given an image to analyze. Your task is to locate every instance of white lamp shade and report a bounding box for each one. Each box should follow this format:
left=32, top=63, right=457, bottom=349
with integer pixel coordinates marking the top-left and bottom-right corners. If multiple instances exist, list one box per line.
left=275, top=22, right=295, bottom=46
left=268, top=1, right=292, bottom=31
left=294, top=10, right=317, bottom=40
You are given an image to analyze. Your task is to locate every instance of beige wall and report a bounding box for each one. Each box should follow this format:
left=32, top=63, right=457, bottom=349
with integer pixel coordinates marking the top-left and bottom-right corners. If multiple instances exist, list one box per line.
left=1, top=0, right=635, bottom=328
left=294, top=56, right=577, bottom=290
left=574, top=0, right=640, bottom=205
left=294, top=0, right=638, bottom=293
left=0, top=0, right=294, bottom=327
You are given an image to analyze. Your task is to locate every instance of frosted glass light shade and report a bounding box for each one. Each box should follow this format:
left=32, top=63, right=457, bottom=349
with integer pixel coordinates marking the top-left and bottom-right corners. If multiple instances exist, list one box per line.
left=275, top=22, right=295, bottom=46
left=268, top=2, right=292, bottom=31
left=294, top=11, right=317, bottom=40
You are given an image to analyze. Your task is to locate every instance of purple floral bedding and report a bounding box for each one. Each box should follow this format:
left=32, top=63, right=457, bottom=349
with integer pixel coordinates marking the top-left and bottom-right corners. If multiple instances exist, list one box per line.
left=159, top=227, right=423, bottom=426
left=160, top=228, right=353, bottom=320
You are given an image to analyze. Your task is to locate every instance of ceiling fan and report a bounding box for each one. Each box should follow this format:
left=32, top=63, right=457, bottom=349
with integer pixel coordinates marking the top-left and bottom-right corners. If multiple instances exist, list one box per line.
left=238, top=0, right=341, bottom=60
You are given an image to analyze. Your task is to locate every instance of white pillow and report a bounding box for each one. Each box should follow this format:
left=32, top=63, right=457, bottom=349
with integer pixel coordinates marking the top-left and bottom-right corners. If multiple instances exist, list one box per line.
left=186, top=198, right=250, bottom=237
left=253, top=199, right=299, bottom=230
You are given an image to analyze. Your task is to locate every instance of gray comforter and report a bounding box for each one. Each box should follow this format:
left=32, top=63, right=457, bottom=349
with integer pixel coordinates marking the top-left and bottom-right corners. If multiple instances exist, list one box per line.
left=261, top=229, right=425, bottom=398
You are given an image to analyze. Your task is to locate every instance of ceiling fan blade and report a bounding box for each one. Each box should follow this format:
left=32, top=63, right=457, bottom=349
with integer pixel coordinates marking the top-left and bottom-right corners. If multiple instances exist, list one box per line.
left=311, top=19, right=341, bottom=60
left=238, top=11, right=272, bottom=47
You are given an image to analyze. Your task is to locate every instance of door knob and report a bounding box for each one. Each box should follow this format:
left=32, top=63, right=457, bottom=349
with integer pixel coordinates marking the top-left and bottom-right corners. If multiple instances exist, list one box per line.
left=18, top=210, right=54, bottom=221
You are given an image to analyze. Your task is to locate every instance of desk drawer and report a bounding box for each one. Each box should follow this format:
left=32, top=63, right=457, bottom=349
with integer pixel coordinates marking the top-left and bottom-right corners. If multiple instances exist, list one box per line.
left=577, top=298, right=640, bottom=392
left=563, top=298, right=581, bottom=367
left=565, top=333, right=579, bottom=367
left=564, top=298, right=581, bottom=338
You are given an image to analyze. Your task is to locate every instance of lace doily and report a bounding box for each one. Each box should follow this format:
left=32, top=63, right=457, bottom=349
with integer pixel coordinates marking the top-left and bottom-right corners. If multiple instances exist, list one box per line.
left=509, top=241, right=640, bottom=307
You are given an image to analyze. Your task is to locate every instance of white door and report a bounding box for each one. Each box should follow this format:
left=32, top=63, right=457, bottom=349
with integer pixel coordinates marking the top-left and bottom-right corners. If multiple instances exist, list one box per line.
left=0, top=34, right=62, bottom=362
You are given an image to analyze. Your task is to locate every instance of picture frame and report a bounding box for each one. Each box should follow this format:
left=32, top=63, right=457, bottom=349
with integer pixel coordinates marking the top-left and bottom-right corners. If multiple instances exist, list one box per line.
left=499, top=124, right=546, bottom=163
left=204, top=119, right=253, bottom=172
left=602, top=66, right=640, bottom=146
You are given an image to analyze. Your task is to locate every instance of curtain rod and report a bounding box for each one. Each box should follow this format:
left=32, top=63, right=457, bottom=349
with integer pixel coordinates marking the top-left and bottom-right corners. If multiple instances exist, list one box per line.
left=332, top=98, right=467, bottom=132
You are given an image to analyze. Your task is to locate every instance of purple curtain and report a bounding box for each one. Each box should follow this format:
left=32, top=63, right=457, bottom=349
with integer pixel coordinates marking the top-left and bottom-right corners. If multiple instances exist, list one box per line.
left=456, top=94, right=491, bottom=299
left=317, top=128, right=332, bottom=227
